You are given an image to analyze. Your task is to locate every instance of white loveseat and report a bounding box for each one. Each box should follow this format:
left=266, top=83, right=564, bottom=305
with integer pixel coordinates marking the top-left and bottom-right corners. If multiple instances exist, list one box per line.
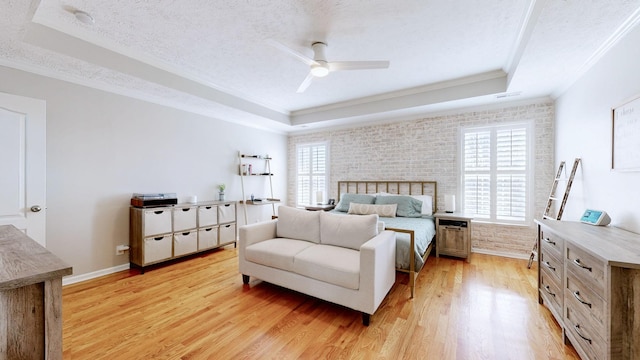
left=238, top=206, right=396, bottom=325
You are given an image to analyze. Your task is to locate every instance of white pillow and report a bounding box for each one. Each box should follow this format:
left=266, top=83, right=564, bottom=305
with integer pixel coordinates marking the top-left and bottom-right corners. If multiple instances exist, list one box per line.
left=319, top=212, right=378, bottom=250
left=276, top=206, right=321, bottom=243
left=411, top=195, right=433, bottom=216
left=347, top=203, right=397, bottom=217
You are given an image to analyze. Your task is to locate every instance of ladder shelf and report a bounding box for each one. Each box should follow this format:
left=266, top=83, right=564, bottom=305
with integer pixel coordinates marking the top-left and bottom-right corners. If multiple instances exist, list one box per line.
left=527, top=158, right=581, bottom=269
left=238, top=152, right=278, bottom=223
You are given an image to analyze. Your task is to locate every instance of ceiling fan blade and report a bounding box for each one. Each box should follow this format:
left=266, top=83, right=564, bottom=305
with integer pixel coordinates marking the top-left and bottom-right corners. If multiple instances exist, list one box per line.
left=329, top=61, right=390, bottom=71
left=296, top=72, right=315, bottom=93
left=267, top=39, right=318, bottom=66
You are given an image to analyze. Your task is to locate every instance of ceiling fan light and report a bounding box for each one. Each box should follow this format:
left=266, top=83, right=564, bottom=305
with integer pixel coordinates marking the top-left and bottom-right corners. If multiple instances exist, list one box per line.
left=310, top=64, right=329, bottom=77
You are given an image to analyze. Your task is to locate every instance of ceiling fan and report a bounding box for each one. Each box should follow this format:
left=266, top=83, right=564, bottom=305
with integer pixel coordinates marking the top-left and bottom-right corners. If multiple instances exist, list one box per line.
left=270, top=41, right=390, bottom=93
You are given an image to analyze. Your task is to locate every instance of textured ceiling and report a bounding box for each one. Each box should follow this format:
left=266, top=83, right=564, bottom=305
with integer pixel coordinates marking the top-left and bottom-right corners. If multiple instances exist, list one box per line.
left=1, top=0, right=640, bottom=132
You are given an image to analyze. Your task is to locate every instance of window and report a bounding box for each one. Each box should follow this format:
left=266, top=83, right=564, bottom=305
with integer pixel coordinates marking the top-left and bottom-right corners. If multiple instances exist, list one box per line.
left=296, top=142, right=328, bottom=207
left=461, top=122, right=532, bottom=224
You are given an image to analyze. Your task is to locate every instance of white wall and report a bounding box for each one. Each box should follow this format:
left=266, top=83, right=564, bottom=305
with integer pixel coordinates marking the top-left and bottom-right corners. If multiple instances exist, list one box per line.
left=556, top=24, right=640, bottom=233
left=0, top=66, right=287, bottom=277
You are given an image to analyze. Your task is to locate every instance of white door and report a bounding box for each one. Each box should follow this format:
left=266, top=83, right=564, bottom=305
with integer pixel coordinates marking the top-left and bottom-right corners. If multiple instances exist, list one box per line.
left=0, top=92, right=46, bottom=246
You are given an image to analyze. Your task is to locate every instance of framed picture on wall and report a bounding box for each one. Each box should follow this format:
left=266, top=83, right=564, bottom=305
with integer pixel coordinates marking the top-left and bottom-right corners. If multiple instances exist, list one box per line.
left=612, top=94, right=640, bottom=171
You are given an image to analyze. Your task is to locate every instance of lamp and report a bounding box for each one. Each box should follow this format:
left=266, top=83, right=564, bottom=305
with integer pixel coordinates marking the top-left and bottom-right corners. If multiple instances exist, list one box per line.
left=445, top=195, right=456, bottom=213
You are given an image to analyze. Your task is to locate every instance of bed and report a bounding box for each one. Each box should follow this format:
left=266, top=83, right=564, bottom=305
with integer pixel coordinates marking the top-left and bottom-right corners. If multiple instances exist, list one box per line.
left=333, top=181, right=437, bottom=298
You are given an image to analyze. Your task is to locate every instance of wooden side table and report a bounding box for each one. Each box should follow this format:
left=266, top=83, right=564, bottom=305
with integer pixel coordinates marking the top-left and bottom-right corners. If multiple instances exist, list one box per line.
left=434, top=212, right=473, bottom=262
left=304, top=204, right=336, bottom=211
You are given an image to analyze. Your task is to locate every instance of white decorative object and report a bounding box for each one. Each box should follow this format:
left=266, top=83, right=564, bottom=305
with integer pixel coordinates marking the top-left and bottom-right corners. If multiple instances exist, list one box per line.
left=316, top=190, right=324, bottom=204
left=445, top=194, right=456, bottom=213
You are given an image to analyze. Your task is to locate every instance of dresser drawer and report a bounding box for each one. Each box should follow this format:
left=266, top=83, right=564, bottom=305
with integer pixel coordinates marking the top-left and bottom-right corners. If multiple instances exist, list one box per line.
left=565, top=306, right=606, bottom=360
left=173, top=206, right=197, bottom=231
left=173, top=231, right=198, bottom=257
left=144, top=234, right=172, bottom=264
left=540, top=249, right=563, bottom=284
left=540, top=267, right=563, bottom=320
left=219, top=223, right=236, bottom=244
left=565, top=270, right=605, bottom=336
left=540, top=228, right=564, bottom=259
left=198, top=226, right=218, bottom=250
left=566, top=243, right=605, bottom=295
left=198, top=205, right=218, bottom=226
left=143, top=209, right=172, bottom=236
left=218, top=203, right=236, bottom=224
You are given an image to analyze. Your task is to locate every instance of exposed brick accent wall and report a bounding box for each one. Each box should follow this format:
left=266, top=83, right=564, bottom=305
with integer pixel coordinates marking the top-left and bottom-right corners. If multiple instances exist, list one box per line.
left=288, top=101, right=555, bottom=258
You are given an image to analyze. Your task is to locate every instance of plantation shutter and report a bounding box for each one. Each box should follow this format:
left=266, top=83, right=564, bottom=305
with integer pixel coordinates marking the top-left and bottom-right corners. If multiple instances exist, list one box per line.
left=463, top=130, right=491, bottom=219
left=297, top=143, right=328, bottom=206
left=462, top=124, right=530, bottom=224
left=496, top=128, right=527, bottom=221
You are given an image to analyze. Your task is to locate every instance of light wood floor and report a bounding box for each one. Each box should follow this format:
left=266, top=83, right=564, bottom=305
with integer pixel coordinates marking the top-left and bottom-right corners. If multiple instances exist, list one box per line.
left=62, top=249, right=580, bottom=359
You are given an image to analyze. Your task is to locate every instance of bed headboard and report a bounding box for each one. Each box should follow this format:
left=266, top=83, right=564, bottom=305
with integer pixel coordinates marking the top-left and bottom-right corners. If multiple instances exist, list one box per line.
left=337, top=181, right=438, bottom=214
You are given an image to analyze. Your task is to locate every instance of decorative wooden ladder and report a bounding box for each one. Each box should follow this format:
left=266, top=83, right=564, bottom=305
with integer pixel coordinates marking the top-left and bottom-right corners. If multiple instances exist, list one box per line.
left=527, top=158, right=581, bottom=269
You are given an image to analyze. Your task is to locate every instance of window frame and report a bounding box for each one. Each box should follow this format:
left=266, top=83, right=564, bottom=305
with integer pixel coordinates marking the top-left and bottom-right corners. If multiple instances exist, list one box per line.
left=295, top=142, right=329, bottom=207
left=459, top=121, right=534, bottom=225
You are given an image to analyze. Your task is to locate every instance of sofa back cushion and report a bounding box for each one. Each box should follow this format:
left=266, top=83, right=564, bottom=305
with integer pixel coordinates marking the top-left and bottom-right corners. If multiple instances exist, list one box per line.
left=276, top=206, right=321, bottom=243
left=319, top=211, right=379, bottom=250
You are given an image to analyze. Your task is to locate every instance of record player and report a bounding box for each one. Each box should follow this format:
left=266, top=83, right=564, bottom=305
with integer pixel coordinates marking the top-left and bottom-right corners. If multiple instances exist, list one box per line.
left=130, top=193, right=177, bottom=208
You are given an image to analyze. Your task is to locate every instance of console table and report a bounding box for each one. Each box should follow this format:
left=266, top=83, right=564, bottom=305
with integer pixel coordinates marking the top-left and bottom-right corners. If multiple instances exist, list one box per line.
left=0, top=225, right=72, bottom=359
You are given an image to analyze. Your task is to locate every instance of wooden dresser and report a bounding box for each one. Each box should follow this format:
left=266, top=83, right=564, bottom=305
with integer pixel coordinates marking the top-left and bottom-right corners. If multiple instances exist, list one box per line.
left=0, top=225, right=72, bottom=359
left=536, top=219, right=640, bottom=360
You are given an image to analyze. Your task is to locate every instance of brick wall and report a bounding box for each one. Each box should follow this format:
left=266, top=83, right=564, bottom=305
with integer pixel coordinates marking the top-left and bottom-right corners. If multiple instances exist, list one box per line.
left=288, top=101, right=555, bottom=258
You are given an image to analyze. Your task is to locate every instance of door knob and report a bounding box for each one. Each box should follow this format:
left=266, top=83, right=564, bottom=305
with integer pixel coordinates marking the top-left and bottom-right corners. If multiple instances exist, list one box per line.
left=30, top=205, right=42, bottom=212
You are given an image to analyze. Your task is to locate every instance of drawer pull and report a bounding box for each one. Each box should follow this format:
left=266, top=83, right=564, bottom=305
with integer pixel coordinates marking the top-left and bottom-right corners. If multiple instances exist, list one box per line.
left=182, top=232, right=190, bottom=236
left=444, top=226, right=462, bottom=231
left=154, top=210, right=164, bottom=214
left=572, top=291, right=592, bottom=308
left=224, top=224, right=231, bottom=228
left=543, top=237, right=556, bottom=246
left=543, top=261, right=556, bottom=271
left=224, top=203, right=231, bottom=207
left=205, top=228, right=213, bottom=232
left=543, top=285, right=556, bottom=297
left=205, top=206, right=212, bottom=209
left=572, top=259, right=592, bottom=272
left=573, top=324, right=592, bottom=344
left=154, top=236, right=164, bottom=241
left=182, top=208, right=191, bottom=212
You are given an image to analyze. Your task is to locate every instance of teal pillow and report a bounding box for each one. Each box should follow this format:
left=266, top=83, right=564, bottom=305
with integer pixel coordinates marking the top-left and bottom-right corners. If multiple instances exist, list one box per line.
left=375, top=195, right=423, bottom=217
left=334, top=193, right=376, bottom=212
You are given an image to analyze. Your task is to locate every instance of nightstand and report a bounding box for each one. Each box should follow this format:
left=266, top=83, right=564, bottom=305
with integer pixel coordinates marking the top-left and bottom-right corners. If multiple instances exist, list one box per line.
left=434, top=212, right=473, bottom=262
left=304, top=204, right=336, bottom=211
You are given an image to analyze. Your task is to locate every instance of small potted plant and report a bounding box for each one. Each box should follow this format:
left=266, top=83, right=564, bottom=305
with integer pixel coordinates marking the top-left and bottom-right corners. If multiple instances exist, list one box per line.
left=218, top=184, right=226, bottom=201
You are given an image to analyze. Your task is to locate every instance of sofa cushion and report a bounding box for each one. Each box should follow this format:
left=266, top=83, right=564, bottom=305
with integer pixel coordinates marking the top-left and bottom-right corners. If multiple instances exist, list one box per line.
left=319, top=211, right=378, bottom=250
left=276, top=206, right=321, bottom=243
left=245, top=238, right=315, bottom=272
left=293, top=244, right=360, bottom=290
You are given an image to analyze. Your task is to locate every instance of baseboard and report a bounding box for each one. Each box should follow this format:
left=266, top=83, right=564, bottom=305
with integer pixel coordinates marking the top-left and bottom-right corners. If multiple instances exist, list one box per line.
left=471, top=248, right=530, bottom=260
left=62, top=263, right=130, bottom=286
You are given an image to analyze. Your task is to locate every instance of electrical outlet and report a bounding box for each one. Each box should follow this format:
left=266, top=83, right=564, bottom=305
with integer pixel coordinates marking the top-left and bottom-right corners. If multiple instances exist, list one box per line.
left=116, top=245, right=129, bottom=255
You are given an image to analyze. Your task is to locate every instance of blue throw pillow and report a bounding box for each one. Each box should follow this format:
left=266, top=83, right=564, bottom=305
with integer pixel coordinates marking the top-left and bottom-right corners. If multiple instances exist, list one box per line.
left=334, top=193, right=376, bottom=212
left=375, top=195, right=423, bottom=217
